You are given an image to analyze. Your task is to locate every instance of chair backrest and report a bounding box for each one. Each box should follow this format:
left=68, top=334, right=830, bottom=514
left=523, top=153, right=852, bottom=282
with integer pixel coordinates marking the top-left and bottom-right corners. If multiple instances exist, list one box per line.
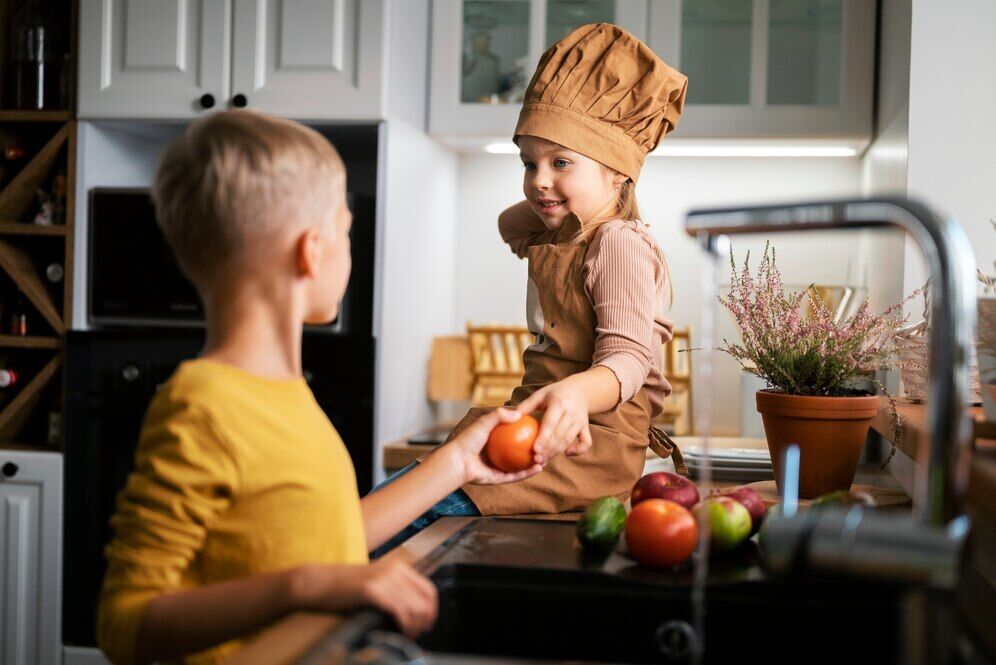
left=466, top=323, right=533, bottom=407
left=659, top=326, right=694, bottom=434
left=466, top=324, right=532, bottom=377
left=664, top=326, right=692, bottom=382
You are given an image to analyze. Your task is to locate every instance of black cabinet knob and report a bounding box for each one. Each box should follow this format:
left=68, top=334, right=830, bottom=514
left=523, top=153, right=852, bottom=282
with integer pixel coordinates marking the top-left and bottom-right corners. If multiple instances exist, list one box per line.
left=656, top=620, right=696, bottom=661
left=199, top=93, right=216, bottom=109
left=122, top=364, right=141, bottom=383
left=2, top=462, right=17, bottom=478
left=232, top=93, right=248, bottom=108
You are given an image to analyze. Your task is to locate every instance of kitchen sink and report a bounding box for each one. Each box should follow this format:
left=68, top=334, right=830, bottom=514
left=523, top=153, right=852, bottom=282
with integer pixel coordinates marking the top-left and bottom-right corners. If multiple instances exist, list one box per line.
left=416, top=518, right=908, bottom=664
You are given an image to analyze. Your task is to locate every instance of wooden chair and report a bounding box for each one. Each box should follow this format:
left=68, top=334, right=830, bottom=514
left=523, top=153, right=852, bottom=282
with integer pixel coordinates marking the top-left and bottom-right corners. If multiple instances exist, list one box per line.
left=466, top=323, right=533, bottom=407
left=656, top=326, right=694, bottom=435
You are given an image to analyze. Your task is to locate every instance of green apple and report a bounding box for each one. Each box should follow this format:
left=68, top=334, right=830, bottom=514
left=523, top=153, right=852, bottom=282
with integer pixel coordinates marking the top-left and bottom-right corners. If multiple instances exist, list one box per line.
left=697, top=496, right=752, bottom=552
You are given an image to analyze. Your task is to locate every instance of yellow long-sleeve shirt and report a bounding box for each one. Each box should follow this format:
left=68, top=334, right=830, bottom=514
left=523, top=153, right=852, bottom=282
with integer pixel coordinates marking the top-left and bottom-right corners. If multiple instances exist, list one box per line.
left=97, top=359, right=368, bottom=665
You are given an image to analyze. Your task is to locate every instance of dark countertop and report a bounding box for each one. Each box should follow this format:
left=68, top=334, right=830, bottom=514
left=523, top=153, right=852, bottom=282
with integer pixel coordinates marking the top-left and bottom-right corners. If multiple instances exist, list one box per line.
left=232, top=460, right=914, bottom=665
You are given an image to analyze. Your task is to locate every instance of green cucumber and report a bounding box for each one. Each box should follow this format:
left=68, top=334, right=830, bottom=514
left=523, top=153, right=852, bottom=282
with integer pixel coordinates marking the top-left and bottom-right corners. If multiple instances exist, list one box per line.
left=577, top=496, right=626, bottom=552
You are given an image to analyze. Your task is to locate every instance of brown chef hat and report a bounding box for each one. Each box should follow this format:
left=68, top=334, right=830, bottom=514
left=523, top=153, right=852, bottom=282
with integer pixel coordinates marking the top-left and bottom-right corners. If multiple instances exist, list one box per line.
left=514, top=23, right=688, bottom=183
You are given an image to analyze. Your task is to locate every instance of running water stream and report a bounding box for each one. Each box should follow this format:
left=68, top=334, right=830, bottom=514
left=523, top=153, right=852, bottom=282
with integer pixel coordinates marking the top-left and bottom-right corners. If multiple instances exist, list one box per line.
left=689, top=232, right=729, bottom=664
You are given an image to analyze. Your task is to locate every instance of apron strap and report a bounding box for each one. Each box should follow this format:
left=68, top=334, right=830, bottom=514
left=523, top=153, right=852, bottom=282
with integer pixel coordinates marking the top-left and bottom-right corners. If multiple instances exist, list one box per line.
left=649, top=426, right=689, bottom=477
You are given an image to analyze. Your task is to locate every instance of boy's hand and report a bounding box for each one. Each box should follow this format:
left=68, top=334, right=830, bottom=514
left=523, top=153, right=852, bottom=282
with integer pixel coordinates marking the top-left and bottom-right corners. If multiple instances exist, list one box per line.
left=514, top=381, right=593, bottom=463
left=448, top=408, right=544, bottom=485
left=297, top=558, right=438, bottom=638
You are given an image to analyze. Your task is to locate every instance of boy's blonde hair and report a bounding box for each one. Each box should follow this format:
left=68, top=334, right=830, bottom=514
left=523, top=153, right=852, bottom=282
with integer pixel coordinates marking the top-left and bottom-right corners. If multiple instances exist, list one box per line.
left=152, top=110, right=345, bottom=286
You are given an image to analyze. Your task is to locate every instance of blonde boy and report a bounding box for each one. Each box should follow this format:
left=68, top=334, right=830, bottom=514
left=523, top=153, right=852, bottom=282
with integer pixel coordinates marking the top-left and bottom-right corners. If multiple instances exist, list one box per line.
left=97, top=110, right=541, bottom=665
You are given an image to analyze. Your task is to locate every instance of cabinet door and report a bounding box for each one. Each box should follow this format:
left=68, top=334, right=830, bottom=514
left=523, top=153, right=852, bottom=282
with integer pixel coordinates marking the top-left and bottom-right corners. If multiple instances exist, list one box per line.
left=79, top=0, right=232, bottom=119
left=0, top=452, right=62, bottom=665
left=648, top=0, right=874, bottom=140
left=230, top=0, right=385, bottom=120
left=429, top=0, right=648, bottom=138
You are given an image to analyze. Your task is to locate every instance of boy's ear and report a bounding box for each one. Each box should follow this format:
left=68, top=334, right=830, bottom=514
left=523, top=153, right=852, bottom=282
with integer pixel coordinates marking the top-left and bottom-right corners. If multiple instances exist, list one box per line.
left=296, top=228, right=322, bottom=277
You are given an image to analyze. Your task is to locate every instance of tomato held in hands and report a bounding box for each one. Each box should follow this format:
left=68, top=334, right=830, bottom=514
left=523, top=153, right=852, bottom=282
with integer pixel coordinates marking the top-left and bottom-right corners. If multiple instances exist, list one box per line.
left=485, top=414, right=540, bottom=472
left=625, top=499, right=699, bottom=568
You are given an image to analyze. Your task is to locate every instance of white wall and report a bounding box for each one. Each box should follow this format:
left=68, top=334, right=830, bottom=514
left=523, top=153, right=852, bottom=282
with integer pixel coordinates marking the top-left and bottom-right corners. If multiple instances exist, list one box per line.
left=905, top=0, right=996, bottom=294
left=454, top=153, right=868, bottom=435
left=858, top=0, right=912, bottom=401
left=374, top=0, right=459, bottom=482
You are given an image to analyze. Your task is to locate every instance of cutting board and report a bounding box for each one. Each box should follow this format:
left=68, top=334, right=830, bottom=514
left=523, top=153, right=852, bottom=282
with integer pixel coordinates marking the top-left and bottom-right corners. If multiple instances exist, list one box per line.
left=740, top=480, right=912, bottom=509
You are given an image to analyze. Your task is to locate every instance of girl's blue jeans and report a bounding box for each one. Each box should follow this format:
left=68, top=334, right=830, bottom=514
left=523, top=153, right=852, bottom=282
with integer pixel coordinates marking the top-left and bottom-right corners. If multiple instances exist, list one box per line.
left=369, top=462, right=480, bottom=558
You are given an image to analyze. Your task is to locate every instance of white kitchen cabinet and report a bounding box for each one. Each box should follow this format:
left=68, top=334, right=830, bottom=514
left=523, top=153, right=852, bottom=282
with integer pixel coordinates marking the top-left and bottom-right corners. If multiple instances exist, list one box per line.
left=0, top=451, right=63, bottom=665
left=430, top=0, right=874, bottom=144
left=648, top=0, right=875, bottom=141
left=429, top=0, right=649, bottom=138
left=79, top=0, right=386, bottom=120
left=230, top=0, right=385, bottom=119
left=78, top=0, right=233, bottom=119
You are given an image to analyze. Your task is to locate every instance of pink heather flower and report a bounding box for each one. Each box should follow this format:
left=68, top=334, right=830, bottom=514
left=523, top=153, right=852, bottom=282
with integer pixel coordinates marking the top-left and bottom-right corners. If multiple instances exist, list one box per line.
left=716, top=243, right=914, bottom=397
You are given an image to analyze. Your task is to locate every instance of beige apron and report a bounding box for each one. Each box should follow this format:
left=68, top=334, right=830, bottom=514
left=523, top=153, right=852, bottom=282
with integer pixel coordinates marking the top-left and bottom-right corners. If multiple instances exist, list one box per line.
left=450, top=216, right=685, bottom=516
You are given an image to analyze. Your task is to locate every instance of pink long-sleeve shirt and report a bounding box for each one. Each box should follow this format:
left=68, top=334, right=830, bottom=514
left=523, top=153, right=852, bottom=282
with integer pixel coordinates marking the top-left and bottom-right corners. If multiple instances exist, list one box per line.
left=499, top=201, right=675, bottom=416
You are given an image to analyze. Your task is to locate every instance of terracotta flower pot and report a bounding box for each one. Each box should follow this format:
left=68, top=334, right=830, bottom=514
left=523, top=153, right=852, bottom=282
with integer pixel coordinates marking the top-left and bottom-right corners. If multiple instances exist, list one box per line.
left=756, top=390, right=880, bottom=499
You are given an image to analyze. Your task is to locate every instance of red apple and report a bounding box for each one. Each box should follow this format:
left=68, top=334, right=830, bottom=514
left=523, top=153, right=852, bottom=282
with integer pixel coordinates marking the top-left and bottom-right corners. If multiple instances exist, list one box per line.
left=722, top=487, right=766, bottom=535
left=696, top=496, right=752, bottom=552
left=631, top=472, right=700, bottom=509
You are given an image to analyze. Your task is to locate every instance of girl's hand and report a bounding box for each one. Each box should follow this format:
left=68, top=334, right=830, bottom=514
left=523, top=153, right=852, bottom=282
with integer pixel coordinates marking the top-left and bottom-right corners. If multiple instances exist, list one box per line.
left=515, top=381, right=594, bottom=463
left=448, top=408, right=544, bottom=485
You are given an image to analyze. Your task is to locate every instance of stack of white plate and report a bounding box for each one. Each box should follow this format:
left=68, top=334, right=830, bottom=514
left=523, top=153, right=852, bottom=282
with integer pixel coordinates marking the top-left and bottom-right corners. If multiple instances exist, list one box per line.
left=677, top=437, right=774, bottom=482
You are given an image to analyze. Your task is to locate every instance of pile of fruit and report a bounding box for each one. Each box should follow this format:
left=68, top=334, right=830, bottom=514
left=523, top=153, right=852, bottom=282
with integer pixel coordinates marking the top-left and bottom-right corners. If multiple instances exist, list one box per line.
left=484, top=417, right=873, bottom=569
left=577, top=472, right=767, bottom=568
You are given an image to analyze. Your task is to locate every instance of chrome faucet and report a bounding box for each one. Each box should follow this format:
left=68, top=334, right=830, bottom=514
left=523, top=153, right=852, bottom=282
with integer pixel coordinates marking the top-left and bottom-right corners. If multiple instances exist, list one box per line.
left=685, top=197, right=977, bottom=663
left=685, top=197, right=977, bottom=526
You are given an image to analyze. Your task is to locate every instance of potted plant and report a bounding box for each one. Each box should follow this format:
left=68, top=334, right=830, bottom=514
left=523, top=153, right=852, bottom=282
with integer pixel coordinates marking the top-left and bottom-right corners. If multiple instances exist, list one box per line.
left=718, top=244, right=917, bottom=499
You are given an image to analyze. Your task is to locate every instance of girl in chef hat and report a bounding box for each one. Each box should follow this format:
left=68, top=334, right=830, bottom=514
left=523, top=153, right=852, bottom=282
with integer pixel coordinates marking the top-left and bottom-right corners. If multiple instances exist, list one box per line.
left=375, top=23, right=688, bottom=552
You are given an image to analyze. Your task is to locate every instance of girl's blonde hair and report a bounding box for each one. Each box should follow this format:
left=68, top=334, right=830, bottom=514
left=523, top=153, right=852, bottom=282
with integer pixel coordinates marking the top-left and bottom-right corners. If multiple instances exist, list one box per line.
left=572, top=173, right=673, bottom=306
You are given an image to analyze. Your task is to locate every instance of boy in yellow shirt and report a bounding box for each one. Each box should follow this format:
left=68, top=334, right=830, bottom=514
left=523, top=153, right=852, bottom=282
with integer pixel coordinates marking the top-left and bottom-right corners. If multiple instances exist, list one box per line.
left=96, top=110, right=543, bottom=665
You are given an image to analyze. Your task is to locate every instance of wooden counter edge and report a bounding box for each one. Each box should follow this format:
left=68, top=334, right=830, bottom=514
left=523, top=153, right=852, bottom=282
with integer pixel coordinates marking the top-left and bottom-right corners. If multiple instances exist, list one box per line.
left=227, top=518, right=475, bottom=665
left=871, top=397, right=996, bottom=462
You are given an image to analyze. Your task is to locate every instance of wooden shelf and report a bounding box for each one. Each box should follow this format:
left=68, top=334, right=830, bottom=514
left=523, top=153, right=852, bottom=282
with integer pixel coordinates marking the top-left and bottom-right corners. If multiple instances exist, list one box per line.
left=871, top=397, right=996, bottom=462
left=0, top=237, right=64, bottom=333
left=0, top=3, right=76, bottom=458
left=0, top=222, right=67, bottom=237
left=0, top=441, right=59, bottom=453
left=0, top=123, right=69, bottom=222
left=0, top=110, right=71, bottom=122
left=0, top=335, right=60, bottom=349
left=0, top=353, right=62, bottom=441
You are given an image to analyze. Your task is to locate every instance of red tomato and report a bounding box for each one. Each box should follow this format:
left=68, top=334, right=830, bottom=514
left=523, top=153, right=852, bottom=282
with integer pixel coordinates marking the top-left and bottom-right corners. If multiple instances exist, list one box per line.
left=625, top=499, right=699, bottom=568
left=485, top=414, right=539, bottom=472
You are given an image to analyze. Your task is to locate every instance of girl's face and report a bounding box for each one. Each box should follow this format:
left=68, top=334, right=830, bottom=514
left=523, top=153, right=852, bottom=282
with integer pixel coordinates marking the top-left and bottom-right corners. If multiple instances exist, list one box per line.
left=519, top=135, right=626, bottom=230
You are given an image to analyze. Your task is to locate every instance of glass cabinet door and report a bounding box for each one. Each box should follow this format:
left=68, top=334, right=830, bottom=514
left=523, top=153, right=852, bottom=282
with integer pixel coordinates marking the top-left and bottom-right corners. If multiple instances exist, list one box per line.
left=679, top=0, right=752, bottom=105
left=545, top=1, right=616, bottom=46
left=432, top=0, right=663, bottom=136
left=767, top=0, right=842, bottom=105
left=460, top=0, right=531, bottom=104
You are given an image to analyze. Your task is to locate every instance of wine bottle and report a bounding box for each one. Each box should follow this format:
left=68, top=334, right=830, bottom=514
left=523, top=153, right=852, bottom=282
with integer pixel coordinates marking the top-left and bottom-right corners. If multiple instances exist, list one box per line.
left=9, top=292, right=27, bottom=336
left=45, top=262, right=63, bottom=283
left=0, top=137, right=27, bottom=192
left=0, top=368, right=18, bottom=388
left=7, top=0, right=64, bottom=110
